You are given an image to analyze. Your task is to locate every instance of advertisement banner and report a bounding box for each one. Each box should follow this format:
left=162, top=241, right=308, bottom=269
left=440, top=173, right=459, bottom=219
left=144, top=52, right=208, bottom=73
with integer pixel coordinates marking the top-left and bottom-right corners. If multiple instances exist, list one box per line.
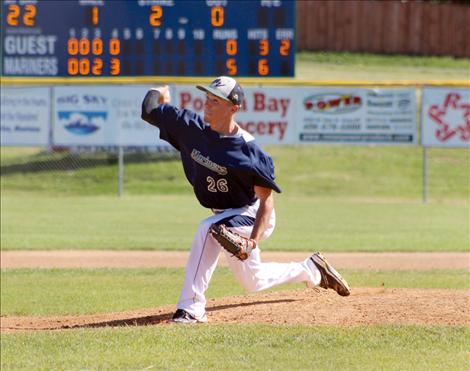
left=48, top=84, right=422, bottom=147
left=1, top=87, right=50, bottom=146
left=296, top=87, right=417, bottom=144
left=53, top=85, right=170, bottom=147
left=174, top=85, right=297, bottom=145
left=421, top=87, right=470, bottom=147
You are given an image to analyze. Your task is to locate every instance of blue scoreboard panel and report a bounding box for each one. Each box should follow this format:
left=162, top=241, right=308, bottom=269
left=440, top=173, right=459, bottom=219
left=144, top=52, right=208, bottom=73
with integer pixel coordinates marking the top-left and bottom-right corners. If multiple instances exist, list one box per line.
left=1, top=0, right=295, bottom=77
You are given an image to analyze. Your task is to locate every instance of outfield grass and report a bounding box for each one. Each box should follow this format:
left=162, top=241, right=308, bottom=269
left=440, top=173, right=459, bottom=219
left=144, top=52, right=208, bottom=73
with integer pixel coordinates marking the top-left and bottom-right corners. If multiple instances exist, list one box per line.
left=269, top=146, right=469, bottom=201
left=296, top=51, right=470, bottom=81
left=1, top=268, right=468, bottom=316
left=2, top=146, right=468, bottom=251
left=1, top=146, right=468, bottom=200
left=1, top=325, right=469, bottom=370
left=1, top=194, right=468, bottom=251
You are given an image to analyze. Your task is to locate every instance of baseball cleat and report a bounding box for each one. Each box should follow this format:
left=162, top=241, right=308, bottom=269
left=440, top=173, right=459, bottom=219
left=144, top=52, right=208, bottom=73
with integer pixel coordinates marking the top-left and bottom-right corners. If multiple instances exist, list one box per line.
left=171, top=309, right=208, bottom=324
left=309, top=252, right=351, bottom=296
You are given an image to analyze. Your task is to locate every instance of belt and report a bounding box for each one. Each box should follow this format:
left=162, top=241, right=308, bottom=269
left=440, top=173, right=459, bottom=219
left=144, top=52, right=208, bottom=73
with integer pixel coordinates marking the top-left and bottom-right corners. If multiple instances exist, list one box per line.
left=211, top=199, right=258, bottom=215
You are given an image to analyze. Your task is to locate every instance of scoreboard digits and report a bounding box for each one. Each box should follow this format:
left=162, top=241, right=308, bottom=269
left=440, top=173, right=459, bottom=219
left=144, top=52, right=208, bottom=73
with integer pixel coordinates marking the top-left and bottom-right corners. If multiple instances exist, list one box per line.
left=1, top=0, right=295, bottom=77
left=6, top=3, right=37, bottom=27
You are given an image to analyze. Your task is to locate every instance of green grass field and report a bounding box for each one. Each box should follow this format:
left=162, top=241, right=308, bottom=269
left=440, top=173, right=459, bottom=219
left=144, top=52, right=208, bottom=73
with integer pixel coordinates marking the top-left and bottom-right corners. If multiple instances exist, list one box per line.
left=1, top=146, right=469, bottom=251
left=296, top=51, right=470, bottom=81
left=1, top=267, right=469, bottom=370
left=1, top=194, right=469, bottom=251
left=1, top=146, right=469, bottom=200
left=2, top=325, right=469, bottom=370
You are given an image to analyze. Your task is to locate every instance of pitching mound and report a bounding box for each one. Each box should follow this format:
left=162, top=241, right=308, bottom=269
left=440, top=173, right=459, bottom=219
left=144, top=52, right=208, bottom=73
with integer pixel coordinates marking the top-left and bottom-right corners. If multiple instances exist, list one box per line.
left=2, top=287, right=469, bottom=332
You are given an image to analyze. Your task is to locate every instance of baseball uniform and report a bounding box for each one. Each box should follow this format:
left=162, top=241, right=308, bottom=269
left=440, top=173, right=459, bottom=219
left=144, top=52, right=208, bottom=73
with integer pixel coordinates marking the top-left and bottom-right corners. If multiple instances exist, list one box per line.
left=141, top=96, right=318, bottom=321
left=141, top=77, right=350, bottom=323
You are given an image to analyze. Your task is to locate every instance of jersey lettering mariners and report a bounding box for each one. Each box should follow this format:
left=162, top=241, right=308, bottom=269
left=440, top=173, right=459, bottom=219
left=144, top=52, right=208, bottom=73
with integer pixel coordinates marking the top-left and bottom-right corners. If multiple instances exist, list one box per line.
left=146, top=104, right=281, bottom=209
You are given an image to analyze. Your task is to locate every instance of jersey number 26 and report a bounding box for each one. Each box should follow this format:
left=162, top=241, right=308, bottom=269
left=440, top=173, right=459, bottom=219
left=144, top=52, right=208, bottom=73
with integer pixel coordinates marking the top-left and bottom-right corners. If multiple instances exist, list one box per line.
left=207, top=176, right=228, bottom=193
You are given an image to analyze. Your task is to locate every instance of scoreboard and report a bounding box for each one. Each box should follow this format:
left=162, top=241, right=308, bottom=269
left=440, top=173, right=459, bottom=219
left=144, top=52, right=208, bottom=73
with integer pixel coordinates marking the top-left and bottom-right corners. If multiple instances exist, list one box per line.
left=1, top=0, right=295, bottom=78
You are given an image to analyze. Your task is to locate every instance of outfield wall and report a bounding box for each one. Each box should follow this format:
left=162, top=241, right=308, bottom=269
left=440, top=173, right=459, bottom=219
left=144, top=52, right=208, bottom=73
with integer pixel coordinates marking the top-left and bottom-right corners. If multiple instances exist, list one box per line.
left=297, top=1, right=470, bottom=58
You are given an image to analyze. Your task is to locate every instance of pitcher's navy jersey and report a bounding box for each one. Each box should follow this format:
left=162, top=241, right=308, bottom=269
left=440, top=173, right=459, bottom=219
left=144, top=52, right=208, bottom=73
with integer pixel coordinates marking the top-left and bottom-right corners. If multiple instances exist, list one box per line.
left=142, top=102, right=281, bottom=210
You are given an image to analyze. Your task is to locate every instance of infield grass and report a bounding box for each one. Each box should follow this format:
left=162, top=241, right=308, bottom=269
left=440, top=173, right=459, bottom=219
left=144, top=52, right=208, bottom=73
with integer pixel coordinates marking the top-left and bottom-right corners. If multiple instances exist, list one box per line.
left=1, top=268, right=468, bottom=316
left=1, top=325, right=469, bottom=370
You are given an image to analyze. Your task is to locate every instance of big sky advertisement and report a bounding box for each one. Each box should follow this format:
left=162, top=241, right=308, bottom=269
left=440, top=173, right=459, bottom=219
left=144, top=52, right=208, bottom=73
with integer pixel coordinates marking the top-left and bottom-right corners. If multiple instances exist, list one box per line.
left=53, top=85, right=170, bottom=146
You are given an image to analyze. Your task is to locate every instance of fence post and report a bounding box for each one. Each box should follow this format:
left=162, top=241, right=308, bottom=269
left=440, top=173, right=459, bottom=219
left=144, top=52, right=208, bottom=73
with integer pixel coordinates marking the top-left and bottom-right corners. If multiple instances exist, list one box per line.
left=422, top=146, right=428, bottom=203
left=118, top=146, right=124, bottom=197
left=48, top=87, right=54, bottom=152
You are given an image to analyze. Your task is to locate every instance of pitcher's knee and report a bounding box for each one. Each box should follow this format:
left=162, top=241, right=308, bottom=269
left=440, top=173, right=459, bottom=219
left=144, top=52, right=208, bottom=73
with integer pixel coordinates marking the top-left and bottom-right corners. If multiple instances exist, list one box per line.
left=196, top=219, right=213, bottom=237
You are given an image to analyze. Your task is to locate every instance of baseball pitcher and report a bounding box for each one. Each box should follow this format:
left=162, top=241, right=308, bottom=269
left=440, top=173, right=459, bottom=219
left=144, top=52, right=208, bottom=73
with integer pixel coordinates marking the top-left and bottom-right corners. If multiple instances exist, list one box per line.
left=141, top=76, right=350, bottom=323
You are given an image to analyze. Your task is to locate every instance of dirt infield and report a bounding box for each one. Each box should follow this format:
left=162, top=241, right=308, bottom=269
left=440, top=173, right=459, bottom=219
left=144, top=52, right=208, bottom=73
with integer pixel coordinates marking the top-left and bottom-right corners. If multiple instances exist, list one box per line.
left=1, top=251, right=469, bottom=332
left=2, top=250, right=469, bottom=269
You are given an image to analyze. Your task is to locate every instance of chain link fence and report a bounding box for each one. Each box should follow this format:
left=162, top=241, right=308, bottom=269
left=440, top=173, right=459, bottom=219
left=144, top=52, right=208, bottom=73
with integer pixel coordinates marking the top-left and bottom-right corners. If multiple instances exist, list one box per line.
left=1, top=145, right=469, bottom=201
left=1, top=146, right=180, bottom=196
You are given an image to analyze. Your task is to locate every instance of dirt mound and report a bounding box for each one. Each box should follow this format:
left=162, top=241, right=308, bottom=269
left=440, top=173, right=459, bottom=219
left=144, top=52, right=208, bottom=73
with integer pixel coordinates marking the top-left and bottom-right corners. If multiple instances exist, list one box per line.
left=2, top=288, right=469, bottom=332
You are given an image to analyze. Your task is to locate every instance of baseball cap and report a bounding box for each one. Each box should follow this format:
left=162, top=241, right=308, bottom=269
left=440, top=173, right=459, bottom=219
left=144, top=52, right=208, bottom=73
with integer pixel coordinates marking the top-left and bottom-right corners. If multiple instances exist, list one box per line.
left=196, top=76, right=244, bottom=106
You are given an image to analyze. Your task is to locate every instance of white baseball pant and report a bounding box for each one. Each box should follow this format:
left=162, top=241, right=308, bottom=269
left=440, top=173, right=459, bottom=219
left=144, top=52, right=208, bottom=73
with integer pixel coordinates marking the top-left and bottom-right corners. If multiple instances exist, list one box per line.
left=176, top=200, right=322, bottom=319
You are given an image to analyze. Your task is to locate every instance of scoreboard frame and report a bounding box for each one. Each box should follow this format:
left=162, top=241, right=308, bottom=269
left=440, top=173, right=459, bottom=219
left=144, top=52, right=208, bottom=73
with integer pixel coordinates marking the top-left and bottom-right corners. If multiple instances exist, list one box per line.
left=1, top=0, right=296, bottom=79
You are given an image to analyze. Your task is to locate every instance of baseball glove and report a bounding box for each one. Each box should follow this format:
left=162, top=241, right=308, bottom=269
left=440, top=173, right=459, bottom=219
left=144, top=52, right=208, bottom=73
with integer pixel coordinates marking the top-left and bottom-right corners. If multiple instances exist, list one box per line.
left=210, top=224, right=257, bottom=261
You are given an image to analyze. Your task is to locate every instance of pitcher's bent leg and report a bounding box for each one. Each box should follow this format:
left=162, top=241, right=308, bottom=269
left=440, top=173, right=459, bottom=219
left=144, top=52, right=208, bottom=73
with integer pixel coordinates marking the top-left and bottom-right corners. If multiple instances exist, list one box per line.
left=222, top=213, right=321, bottom=292
left=224, top=248, right=319, bottom=292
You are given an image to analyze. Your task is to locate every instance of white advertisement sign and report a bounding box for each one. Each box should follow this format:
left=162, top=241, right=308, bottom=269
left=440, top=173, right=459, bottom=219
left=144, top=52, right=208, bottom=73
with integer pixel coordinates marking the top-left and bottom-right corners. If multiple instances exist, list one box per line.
left=1, top=87, right=50, bottom=146
left=174, top=85, right=297, bottom=145
left=421, top=87, right=470, bottom=147
left=53, top=85, right=170, bottom=146
left=45, top=84, right=420, bottom=147
left=296, top=88, right=417, bottom=144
